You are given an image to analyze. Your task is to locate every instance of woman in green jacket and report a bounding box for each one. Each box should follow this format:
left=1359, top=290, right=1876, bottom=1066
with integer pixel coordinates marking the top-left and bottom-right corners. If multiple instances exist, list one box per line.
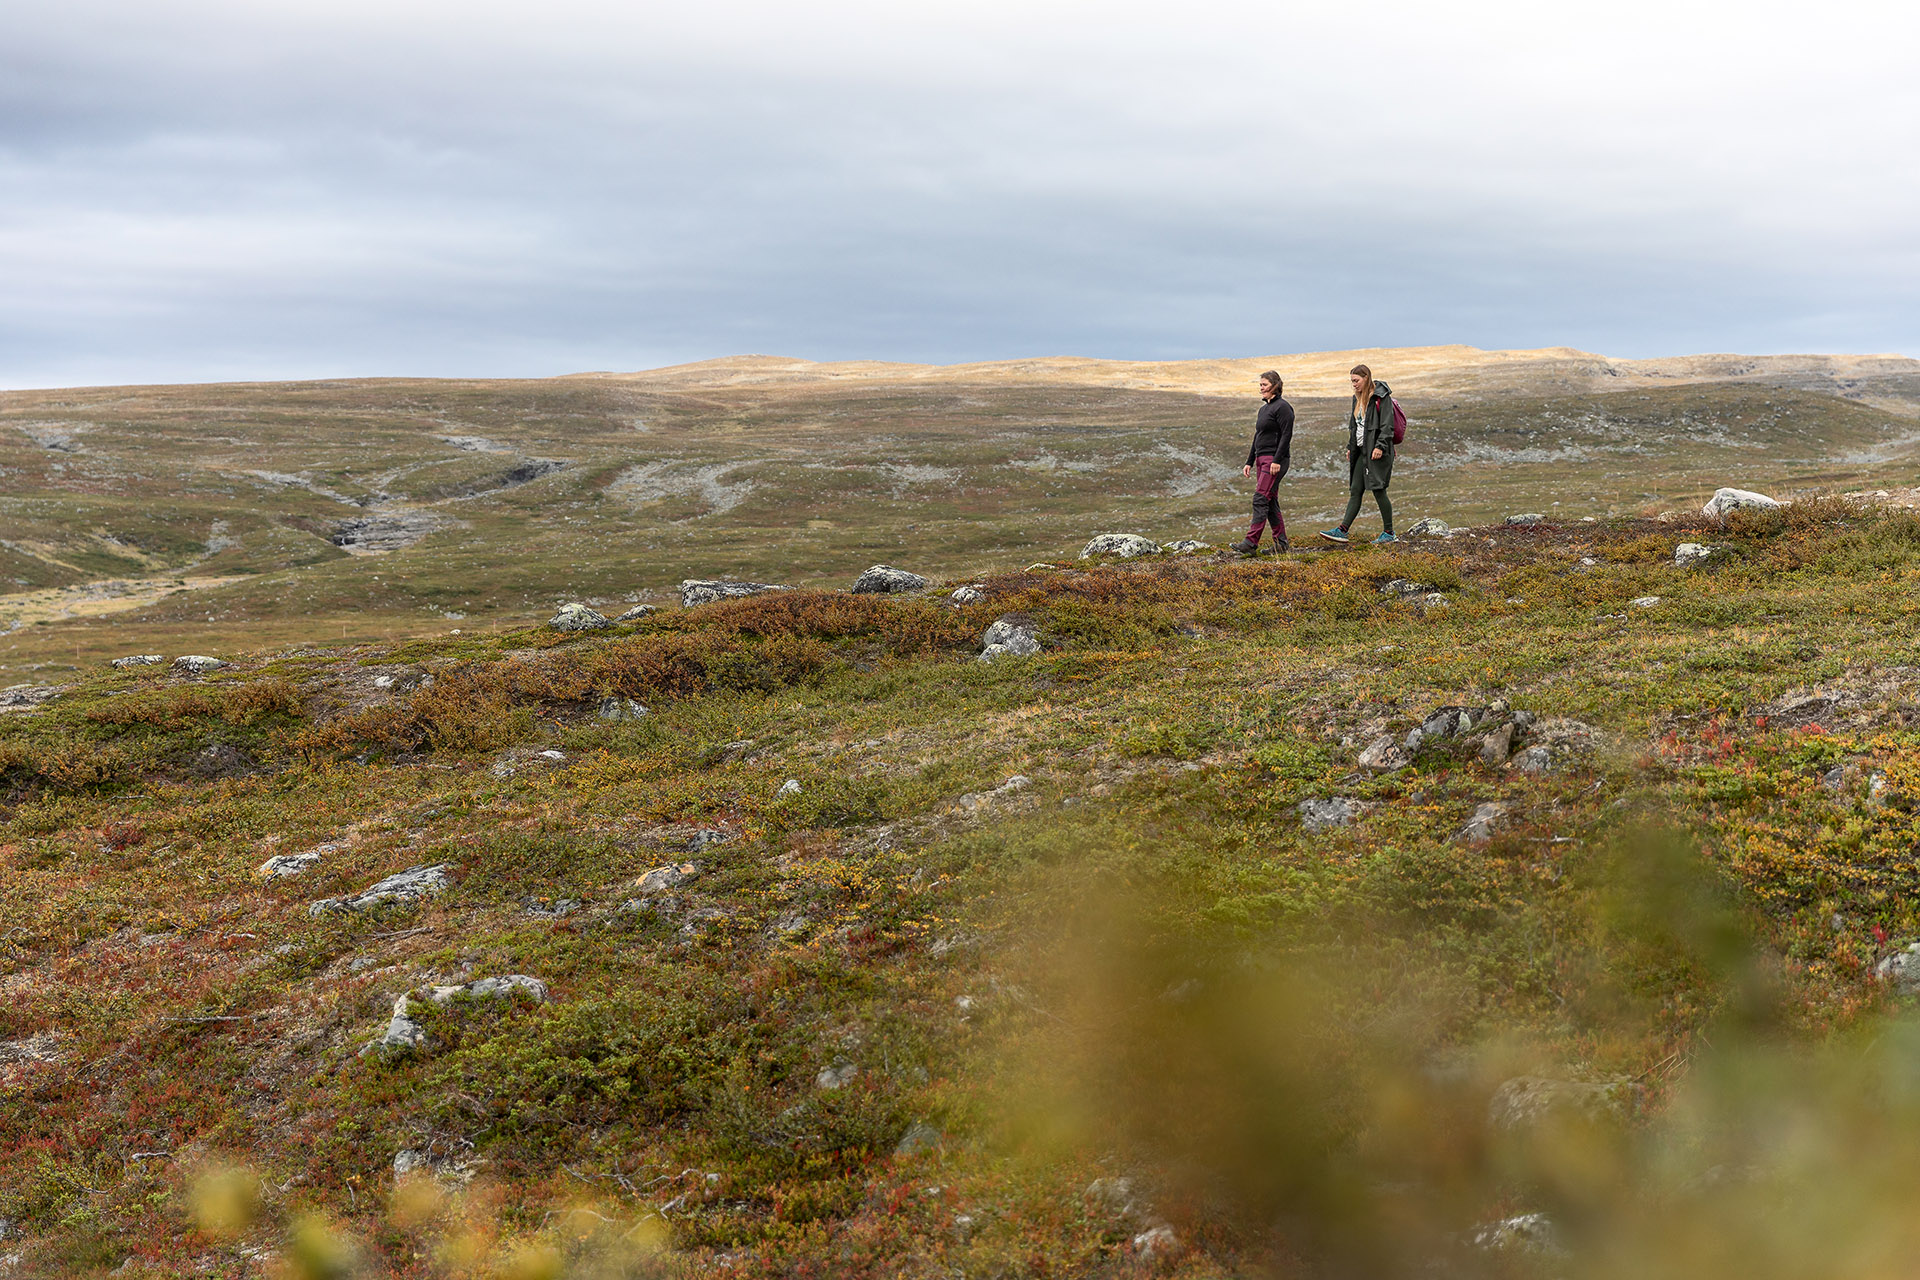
left=1320, top=363, right=1397, bottom=545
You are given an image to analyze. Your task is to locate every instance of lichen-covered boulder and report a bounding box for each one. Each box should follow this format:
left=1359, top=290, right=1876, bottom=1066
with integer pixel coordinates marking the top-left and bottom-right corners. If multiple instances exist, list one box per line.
left=851, top=565, right=929, bottom=594
left=549, top=603, right=611, bottom=631
left=1079, top=533, right=1161, bottom=559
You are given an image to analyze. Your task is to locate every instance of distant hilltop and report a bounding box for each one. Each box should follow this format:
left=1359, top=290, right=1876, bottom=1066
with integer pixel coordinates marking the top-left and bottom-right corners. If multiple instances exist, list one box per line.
left=576, top=346, right=1920, bottom=401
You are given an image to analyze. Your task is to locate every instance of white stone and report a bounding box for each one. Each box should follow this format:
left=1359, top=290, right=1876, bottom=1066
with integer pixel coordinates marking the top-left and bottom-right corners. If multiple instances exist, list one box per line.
left=1357, top=735, right=1409, bottom=772
left=950, top=585, right=987, bottom=605
left=776, top=778, right=802, bottom=797
left=1460, top=801, right=1508, bottom=842
left=979, top=616, right=1040, bottom=661
left=1674, top=543, right=1713, bottom=566
left=1703, top=487, right=1781, bottom=519
left=597, top=697, right=648, bottom=721
left=1505, top=513, right=1545, bottom=526
left=1079, top=533, right=1162, bottom=559
left=680, top=580, right=788, bottom=608
left=173, top=655, right=225, bottom=674
left=549, top=603, right=611, bottom=631
left=613, top=604, right=656, bottom=622
left=632, top=862, right=698, bottom=895
left=1632, top=596, right=1661, bottom=608
left=309, top=864, right=452, bottom=915
left=257, top=850, right=323, bottom=879
left=1164, top=539, right=1211, bottom=554
left=1298, top=797, right=1360, bottom=831
left=111, top=654, right=164, bottom=669
left=851, top=565, right=929, bottom=594
left=1404, top=517, right=1450, bottom=536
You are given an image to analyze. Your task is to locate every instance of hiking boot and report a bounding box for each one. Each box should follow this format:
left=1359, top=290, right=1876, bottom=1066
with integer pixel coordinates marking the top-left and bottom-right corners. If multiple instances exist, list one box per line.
left=1273, top=538, right=1290, bottom=553
left=1373, top=532, right=1399, bottom=545
left=1319, top=527, right=1350, bottom=544
left=1231, top=538, right=1260, bottom=555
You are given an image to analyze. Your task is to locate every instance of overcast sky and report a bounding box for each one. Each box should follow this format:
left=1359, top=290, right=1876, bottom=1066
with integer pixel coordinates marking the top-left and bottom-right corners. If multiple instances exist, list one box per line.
left=2, top=0, right=1916, bottom=387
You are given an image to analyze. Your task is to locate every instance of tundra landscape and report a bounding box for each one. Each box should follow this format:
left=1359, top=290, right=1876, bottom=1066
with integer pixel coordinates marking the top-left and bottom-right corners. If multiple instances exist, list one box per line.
left=7, top=346, right=1920, bottom=1277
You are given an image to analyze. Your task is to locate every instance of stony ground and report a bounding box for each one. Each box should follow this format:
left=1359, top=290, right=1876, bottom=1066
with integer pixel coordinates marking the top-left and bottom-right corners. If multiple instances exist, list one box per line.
left=8, top=499, right=1920, bottom=1277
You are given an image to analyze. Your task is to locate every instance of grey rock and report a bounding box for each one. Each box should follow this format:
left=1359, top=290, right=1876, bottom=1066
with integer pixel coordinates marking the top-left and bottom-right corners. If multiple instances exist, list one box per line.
left=613, top=604, right=657, bottom=622
left=309, top=863, right=452, bottom=916
left=1505, top=513, right=1545, bottom=526
left=1085, top=1177, right=1142, bottom=1222
left=954, top=775, right=1033, bottom=813
left=1421, top=593, right=1450, bottom=608
left=687, top=829, right=732, bottom=851
left=549, top=602, right=611, bottom=631
left=851, top=565, right=929, bottom=594
left=1820, top=764, right=1850, bottom=793
left=950, top=585, right=988, bottom=605
left=680, top=579, right=788, bottom=608
left=173, top=655, right=226, bottom=675
left=1420, top=706, right=1471, bottom=739
left=1511, top=745, right=1554, bottom=773
left=1298, top=797, right=1361, bottom=832
left=1379, top=578, right=1432, bottom=598
left=523, top=897, right=579, bottom=919
left=1511, top=709, right=1537, bottom=729
left=894, top=1122, right=943, bottom=1156
left=1674, top=542, right=1714, bottom=566
left=597, top=696, right=648, bottom=721
left=1489, top=1076, right=1639, bottom=1131
left=1164, top=539, right=1211, bottom=554
left=459, top=974, right=548, bottom=1003
left=367, top=975, right=548, bottom=1057
left=1632, top=595, right=1661, bottom=608
left=1479, top=722, right=1516, bottom=765
left=1079, top=533, right=1162, bottom=559
left=816, top=1060, right=859, bottom=1090
left=257, top=849, right=324, bottom=879
left=1703, top=487, right=1781, bottom=519
left=1460, top=801, right=1508, bottom=842
left=1875, top=942, right=1920, bottom=993
left=111, top=655, right=164, bottom=669
left=632, top=862, right=699, bottom=895
left=392, top=1149, right=482, bottom=1185
left=776, top=778, right=802, bottom=798
left=1405, top=517, right=1451, bottom=537
left=979, top=615, right=1041, bottom=662
left=1357, top=735, right=1410, bottom=773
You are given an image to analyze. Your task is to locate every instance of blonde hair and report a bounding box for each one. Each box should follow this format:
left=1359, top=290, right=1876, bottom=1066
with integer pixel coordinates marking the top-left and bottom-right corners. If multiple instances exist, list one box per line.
left=1349, top=363, right=1374, bottom=403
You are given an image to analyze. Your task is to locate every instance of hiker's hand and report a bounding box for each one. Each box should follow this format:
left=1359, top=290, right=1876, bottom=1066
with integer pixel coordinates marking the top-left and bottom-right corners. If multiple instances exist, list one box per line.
left=1269, top=462, right=1283, bottom=477
left=1371, top=448, right=1384, bottom=461
left=1242, top=464, right=1252, bottom=478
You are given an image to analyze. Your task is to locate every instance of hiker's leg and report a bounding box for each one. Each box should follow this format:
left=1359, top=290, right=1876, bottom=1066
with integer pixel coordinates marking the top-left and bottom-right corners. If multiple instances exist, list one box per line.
left=1246, top=455, right=1275, bottom=540
left=1341, top=484, right=1365, bottom=531
left=1374, top=488, right=1393, bottom=534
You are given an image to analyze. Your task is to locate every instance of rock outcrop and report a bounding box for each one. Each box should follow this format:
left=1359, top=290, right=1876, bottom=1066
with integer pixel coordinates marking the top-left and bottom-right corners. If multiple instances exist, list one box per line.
left=979, top=616, right=1041, bottom=662
left=309, top=864, right=452, bottom=915
left=1080, top=533, right=1161, bottom=559
left=1703, top=487, right=1781, bottom=519
left=680, top=580, right=788, bottom=608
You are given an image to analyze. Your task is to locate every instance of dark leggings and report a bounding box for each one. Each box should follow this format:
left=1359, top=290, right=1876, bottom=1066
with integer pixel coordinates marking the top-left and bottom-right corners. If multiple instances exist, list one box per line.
left=1341, top=485, right=1392, bottom=533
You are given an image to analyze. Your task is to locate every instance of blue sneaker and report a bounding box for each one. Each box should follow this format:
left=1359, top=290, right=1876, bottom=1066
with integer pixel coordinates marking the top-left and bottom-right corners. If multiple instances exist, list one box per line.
left=1319, top=527, right=1350, bottom=544
left=1373, top=532, right=1399, bottom=545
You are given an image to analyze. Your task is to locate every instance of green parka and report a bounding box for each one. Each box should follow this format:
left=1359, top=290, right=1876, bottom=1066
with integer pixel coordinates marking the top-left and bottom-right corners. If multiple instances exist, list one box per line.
left=1347, top=380, right=1396, bottom=492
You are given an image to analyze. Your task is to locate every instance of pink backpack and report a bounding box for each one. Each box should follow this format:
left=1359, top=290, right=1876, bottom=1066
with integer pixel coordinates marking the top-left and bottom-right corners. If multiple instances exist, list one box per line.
left=1390, top=398, right=1407, bottom=445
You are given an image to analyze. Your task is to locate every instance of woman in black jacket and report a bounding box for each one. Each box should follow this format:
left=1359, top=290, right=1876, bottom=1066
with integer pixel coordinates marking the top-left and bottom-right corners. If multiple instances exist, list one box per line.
left=1319, top=363, right=1396, bottom=545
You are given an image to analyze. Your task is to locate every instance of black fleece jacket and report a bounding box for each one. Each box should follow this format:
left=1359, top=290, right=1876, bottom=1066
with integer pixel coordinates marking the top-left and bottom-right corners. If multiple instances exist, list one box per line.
left=1246, top=395, right=1295, bottom=471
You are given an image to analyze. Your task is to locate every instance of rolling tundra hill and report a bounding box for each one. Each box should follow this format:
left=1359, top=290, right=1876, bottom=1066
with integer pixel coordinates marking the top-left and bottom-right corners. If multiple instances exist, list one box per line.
left=3, top=346, right=1918, bottom=685
left=8, top=492, right=1920, bottom=1277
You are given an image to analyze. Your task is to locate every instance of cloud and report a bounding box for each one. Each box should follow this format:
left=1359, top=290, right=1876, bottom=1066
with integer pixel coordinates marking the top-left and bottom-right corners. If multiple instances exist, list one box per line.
left=1, top=0, right=1916, bottom=387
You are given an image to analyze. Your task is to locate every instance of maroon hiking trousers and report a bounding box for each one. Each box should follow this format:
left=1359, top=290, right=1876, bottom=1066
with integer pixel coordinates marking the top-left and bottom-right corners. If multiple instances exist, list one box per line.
left=1247, top=455, right=1287, bottom=544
